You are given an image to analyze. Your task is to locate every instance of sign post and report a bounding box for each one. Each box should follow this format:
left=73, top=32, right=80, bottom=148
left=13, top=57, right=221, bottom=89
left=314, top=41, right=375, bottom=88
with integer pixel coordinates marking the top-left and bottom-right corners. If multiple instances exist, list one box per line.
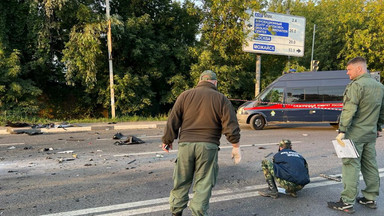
left=243, top=11, right=306, bottom=56
left=243, top=11, right=306, bottom=97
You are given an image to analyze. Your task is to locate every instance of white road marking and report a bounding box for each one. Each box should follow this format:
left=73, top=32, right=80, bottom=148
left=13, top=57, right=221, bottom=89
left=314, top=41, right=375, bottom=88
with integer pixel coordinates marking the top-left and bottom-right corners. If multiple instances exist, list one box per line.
left=113, top=141, right=302, bottom=157
left=42, top=168, right=384, bottom=216
left=0, top=143, right=25, bottom=146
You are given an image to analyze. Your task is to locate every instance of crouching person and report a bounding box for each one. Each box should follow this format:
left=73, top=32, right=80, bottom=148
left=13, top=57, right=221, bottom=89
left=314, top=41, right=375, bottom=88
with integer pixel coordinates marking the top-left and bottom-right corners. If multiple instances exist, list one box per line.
left=258, top=139, right=310, bottom=198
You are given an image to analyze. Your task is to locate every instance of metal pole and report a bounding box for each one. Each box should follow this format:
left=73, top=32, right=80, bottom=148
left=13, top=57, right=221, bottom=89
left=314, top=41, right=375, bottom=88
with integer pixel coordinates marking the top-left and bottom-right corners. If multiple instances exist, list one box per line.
left=310, top=24, right=316, bottom=71
left=255, top=55, right=261, bottom=97
left=106, top=0, right=115, bottom=118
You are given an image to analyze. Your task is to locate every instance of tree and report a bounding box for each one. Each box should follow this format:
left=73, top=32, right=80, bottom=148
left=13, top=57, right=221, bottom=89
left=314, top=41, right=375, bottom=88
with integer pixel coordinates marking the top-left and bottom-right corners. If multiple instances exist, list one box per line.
left=0, top=45, right=42, bottom=116
left=61, top=0, right=201, bottom=116
left=191, top=0, right=265, bottom=101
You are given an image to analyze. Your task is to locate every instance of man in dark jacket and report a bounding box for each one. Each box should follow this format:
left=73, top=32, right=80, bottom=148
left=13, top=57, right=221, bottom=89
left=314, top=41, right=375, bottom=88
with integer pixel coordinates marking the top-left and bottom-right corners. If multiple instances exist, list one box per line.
left=258, top=139, right=310, bottom=199
left=162, top=70, right=241, bottom=216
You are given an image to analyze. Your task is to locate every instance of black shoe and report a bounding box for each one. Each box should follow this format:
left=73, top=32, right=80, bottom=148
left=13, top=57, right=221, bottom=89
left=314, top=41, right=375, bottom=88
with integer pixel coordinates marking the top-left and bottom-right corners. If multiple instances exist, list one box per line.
left=357, top=197, right=377, bottom=209
left=327, top=198, right=355, bottom=214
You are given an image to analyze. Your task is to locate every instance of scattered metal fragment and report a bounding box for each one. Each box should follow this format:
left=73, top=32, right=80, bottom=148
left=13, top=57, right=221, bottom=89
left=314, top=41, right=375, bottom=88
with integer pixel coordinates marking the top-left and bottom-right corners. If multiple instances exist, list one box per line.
left=57, top=150, right=74, bottom=154
left=320, top=173, right=341, bottom=182
left=58, top=158, right=75, bottom=163
left=27, top=131, right=43, bottom=136
left=128, top=159, right=136, bottom=164
left=31, top=123, right=54, bottom=129
left=66, top=138, right=85, bottom=142
left=113, top=132, right=124, bottom=139
left=39, top=147, right=54, bottom=152
left=8, top=146, right=16, bottom=150
left=264, top=152, right=274, bottom=158
left=112, top=133, right=145, bottom=145
left=56, top=122, right=76, bottom=129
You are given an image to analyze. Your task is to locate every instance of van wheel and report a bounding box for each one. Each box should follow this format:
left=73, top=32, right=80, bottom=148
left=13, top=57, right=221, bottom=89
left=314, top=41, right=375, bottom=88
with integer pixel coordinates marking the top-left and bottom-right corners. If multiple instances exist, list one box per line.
left=250, top=115, right=265, bottom=130
left=330, top=123, right=338, bottom=129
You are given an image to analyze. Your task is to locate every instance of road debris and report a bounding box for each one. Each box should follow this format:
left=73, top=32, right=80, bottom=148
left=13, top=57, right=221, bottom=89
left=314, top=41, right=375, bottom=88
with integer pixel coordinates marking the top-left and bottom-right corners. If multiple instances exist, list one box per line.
left=8, top=129, right=43, bottom=135
left=320, top=173, right=342, bottom=182
left=58, top=150, right=74, bottom=154
left=58, top=158, right=75, bottom=163
left=264, top=152, right=274, bottom=158
left=113, top=132, right=145, bottom=145
left=31, top=123, right=54, bottom=129
left=39, top=148, right=54, bottom=152
left=128, top=159, right=136, bottom=164
left=66, top=138, right=85, bottom=142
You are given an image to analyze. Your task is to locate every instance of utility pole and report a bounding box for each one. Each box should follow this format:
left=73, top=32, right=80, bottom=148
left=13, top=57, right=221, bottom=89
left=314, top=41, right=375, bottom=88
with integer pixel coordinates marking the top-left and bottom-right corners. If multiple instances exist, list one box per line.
left=310, top=24, right=316, bottom=71
left=106, top=0, right=115, bottom=118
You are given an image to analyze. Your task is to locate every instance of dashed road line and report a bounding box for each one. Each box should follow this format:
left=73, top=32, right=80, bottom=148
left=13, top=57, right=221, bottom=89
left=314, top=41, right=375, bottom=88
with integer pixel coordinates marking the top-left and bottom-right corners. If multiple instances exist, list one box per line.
left=42, top=168, right=384, bottom=216
left=113, top=141, right=302, bottom=157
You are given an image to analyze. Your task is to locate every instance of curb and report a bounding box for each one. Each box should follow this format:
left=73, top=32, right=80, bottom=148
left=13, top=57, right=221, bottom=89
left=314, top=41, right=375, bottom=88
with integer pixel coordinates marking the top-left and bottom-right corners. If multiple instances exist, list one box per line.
left=0, top=123, right=163, bottom=135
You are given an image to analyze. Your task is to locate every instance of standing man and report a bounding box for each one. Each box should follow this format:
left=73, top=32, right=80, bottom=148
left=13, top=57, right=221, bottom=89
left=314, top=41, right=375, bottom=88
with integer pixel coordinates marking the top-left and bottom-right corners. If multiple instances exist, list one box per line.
left=328, top=56, right=384, bottom=214
left=162, top=70, right=241, bottom=216
left=258, top=139, right=310, bottom=199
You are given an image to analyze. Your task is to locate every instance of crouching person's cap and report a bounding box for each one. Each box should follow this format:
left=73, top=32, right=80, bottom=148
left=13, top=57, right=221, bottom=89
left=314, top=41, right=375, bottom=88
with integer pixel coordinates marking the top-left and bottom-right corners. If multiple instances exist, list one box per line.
left=279, top=139, right=292, bottom=149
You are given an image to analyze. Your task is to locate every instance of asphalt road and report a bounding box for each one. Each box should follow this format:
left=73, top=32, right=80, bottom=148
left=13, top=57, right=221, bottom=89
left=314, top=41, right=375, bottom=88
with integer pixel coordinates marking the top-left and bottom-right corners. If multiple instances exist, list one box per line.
left=1, top=123, right=383, bottom=216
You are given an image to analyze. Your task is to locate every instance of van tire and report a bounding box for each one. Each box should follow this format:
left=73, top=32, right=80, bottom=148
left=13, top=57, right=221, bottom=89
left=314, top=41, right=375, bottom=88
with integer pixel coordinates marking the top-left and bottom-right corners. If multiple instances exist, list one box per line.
left=330, top=123, right=339, bottom=129
left=250, top=115, right=265, bottom=130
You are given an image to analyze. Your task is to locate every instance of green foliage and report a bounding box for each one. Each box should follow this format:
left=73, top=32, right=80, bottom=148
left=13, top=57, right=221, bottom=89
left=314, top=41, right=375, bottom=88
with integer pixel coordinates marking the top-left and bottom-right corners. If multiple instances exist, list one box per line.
left=0, top=114, right=168, bottom=126
left=1, top=0, right=384, bottom=120
left=0, top=46, right=42, bottom=115
left=191, top=0, right=264, bottom=100
left=62, top=21, right=106, bottom=89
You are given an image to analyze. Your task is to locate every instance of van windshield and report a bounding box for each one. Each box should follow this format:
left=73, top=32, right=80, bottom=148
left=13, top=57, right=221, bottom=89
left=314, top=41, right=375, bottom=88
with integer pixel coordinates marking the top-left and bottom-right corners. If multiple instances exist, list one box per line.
left=254, top=88, right=284, bottom=106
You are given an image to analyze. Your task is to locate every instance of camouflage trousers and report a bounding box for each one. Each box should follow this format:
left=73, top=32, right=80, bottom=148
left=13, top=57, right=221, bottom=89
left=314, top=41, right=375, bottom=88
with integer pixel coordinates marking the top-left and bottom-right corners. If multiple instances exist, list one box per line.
left=261, top=159, right=303, bottom=193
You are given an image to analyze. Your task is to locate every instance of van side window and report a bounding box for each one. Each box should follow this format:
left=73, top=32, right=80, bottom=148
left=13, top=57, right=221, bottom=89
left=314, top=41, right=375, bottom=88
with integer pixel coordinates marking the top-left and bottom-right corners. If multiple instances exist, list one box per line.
left=286, top=87, right=321, bottom=103
left=319, top=86, right=344, bottom=102
left=258, top=88, right=284, bottom=105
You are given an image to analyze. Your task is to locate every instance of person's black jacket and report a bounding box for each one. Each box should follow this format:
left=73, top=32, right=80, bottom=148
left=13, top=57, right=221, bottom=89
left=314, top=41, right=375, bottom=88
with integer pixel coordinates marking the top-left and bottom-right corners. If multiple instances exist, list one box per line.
left=273, top=149, right=310, bottom=186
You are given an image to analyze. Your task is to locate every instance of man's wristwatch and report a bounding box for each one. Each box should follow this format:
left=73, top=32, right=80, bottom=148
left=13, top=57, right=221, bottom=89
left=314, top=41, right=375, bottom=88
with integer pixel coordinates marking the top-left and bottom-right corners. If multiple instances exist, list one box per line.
left=337, top=129, right=345, bottom=133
